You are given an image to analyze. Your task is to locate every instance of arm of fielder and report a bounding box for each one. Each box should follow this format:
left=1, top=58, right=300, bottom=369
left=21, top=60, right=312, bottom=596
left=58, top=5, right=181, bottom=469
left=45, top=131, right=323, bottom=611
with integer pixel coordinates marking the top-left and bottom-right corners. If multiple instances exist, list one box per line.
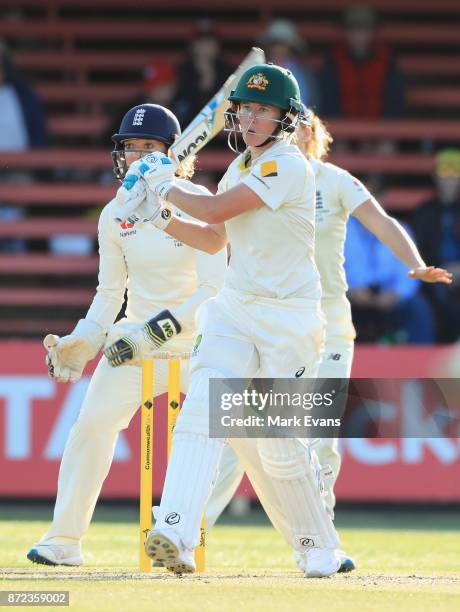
left=353, top=198, right=453, bottom=284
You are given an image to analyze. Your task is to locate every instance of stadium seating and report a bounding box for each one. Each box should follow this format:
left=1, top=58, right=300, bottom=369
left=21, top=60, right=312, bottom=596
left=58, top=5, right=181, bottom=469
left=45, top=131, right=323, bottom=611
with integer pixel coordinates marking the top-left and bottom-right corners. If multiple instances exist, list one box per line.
left=0, top=0, right=458, bottom=336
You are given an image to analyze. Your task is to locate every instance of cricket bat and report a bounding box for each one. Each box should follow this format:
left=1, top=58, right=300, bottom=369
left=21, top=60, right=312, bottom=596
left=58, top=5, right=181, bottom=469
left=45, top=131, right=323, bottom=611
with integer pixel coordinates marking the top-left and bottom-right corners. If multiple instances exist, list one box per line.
left=169, top=47, right=265, bottom=163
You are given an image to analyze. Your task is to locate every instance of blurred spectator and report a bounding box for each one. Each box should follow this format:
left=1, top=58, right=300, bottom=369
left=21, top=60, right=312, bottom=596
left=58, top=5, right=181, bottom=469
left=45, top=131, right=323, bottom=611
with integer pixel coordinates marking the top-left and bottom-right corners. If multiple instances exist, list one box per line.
left=413, top=149, right=460, bottom=342
left=142, top=61, right=177, bottom=110
left=258, top=18, right=320, bottom=111
left=345, top=216, right=435, bottom=343
left=174, top=19, right=232, bottom=127
left=0, top=39, right=48, bottom=149
left=0, top=40, right=48, bottom=252
left=105, top=59, right=178, bottom=145
left=320, top=6, right=405, bottom=119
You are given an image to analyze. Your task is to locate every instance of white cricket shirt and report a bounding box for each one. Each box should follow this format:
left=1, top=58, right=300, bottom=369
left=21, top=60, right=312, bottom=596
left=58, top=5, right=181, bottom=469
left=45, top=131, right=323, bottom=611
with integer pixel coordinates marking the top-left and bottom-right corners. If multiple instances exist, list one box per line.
left=310, top=157, right=372, bottom=340
left=85, top=178, right=227, bottom=336
left=218, top=140, right=321, bottom=300
left=310, top=157, right=372, bottom=300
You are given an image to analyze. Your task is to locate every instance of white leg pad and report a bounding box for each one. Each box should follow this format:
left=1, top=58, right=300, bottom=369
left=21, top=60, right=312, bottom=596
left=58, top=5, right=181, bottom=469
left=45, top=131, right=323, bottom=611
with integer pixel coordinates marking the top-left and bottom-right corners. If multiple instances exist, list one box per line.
left=257, top=438, right=339, bottom=551
left=154, top=432, right=224, bottom=550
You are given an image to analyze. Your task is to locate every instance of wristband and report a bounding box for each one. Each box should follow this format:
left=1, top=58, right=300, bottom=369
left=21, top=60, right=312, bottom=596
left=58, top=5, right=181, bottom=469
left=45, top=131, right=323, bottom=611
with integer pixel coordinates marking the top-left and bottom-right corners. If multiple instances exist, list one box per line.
left=150, top=205, right=174, bottom=230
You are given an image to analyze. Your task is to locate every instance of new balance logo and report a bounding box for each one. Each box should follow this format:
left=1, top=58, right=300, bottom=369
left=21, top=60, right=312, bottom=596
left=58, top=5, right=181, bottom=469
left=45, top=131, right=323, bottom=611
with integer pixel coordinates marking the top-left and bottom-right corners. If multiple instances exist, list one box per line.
left=327, top=353, right=341, bottom=361
left=165, top=512, right=180, bottom=525
left=299, top=537, right=315, bottom=548
left=132, top=108, right=146, bottom=126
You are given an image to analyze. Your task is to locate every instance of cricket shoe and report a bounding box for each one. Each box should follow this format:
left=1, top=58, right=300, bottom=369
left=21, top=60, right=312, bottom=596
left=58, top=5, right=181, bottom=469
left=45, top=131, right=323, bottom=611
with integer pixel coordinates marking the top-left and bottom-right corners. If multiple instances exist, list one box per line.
left=295, top=548, right=341, bottom=578
left=144, top=528, right=195, bottom=575
left=27, top=542, right=83, bottom=566
left=337, top=550, right=356, bottom=573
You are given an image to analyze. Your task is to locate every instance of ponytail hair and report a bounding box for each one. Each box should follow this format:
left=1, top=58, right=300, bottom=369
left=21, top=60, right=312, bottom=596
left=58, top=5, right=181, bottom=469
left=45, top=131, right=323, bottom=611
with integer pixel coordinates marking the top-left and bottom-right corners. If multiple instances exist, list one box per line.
left=175, top=154, right=196, bottom=179
left=305, top=112, right=333, bottom=161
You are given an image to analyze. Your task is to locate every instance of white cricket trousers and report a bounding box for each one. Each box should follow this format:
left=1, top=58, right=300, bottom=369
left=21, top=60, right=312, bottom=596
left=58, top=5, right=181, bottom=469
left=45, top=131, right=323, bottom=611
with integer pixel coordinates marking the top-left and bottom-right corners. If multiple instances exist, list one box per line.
left=40, top=336, right=191, bottom=544
left=153, top=288, right=339, bottom=552
left=206, top=296, right=355, bottom=526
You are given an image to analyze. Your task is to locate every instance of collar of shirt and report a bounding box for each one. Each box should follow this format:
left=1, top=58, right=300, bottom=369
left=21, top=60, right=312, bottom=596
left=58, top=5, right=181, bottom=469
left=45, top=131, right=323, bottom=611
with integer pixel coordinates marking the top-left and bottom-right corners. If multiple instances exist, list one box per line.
left=307, top=155, right=321, bottom=177
left=246, top=138, right=293, bottom=169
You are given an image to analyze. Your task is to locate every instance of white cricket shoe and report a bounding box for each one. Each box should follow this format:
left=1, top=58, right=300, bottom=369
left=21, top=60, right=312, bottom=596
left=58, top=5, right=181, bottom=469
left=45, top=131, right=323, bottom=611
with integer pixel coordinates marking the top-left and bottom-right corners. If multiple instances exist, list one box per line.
left=295, top=548, right=341, bottom=578
left=144, top=528, right=195, bottom=575
left=27, top=542, right=83, bottom=566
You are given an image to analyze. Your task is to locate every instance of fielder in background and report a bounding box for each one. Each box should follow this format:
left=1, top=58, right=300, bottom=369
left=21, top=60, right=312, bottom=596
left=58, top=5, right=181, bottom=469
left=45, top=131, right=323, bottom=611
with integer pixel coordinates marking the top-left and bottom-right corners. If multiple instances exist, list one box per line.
left=204, top=106, right=453, bottom=572
left=26, top=104, right=227, bottom=567
left=106, top=64, right=342, bottom=578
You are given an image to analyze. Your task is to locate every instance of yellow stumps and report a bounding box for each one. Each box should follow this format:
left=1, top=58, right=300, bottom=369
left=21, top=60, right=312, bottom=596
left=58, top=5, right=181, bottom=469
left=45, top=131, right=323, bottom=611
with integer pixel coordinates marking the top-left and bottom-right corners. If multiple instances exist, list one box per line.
left=195, top=515, right=206, bottom=572
left=139, top=353, right=205, bottom=573
left=167, top=359, right=181, bottom=457
left=167, top=358, right=206, bottom=572
left=139, top=359, right=154, bottom=573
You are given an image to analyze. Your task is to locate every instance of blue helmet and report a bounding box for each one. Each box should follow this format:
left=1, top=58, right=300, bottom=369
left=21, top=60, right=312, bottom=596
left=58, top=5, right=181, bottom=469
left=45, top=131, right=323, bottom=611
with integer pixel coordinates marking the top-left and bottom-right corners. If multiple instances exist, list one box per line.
left=111, top=103, right=181, bottom=179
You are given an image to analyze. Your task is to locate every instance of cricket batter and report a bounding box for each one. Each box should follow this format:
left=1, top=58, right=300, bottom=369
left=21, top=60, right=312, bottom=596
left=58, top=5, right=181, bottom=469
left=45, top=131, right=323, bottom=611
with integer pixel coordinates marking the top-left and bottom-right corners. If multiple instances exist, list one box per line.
left=203, top=106, right=453, bottom=572
left=106, top=64, right=342, bottom=577
left=26, top=104, right=227, bottom=566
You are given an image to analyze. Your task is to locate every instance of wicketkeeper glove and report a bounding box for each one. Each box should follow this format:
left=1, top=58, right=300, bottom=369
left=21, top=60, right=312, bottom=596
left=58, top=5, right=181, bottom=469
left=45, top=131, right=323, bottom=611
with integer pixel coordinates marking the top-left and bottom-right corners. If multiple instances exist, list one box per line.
left=103, top=309, right=181, bottom=367
left=45, top=319, right=106, bottom=383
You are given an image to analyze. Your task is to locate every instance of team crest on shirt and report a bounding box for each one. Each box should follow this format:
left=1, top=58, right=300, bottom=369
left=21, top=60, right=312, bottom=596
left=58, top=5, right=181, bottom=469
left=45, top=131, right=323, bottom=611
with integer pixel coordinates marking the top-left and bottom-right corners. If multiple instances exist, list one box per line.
left=261, top=161, right=278, bottom=177
left=120, top=220, right=134, bottom=230
left=119, top=219, right=137, bottom=237
left=247, top=72, right=269, bottom=91
left=316, top=190, right=323, bottom=209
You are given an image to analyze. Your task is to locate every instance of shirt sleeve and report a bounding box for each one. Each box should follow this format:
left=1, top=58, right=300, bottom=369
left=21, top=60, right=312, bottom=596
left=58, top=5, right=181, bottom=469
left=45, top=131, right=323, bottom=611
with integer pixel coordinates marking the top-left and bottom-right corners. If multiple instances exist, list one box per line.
left=241, top=154, right=307, bottom=211
left=171, top=246, right=227, bottom=330
left=84, top=202, right=128, bottom=331
left=217, top=171, right=229, bottom=195
left=338, top=169, right=372, bottom=214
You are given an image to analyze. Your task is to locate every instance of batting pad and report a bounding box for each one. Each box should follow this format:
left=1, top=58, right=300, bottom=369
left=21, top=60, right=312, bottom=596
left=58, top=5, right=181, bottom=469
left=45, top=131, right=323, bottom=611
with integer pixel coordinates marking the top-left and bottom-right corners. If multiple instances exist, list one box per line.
left=257, top=438, right=339, bottom=551
left=155, top=432, right=224, bottom=550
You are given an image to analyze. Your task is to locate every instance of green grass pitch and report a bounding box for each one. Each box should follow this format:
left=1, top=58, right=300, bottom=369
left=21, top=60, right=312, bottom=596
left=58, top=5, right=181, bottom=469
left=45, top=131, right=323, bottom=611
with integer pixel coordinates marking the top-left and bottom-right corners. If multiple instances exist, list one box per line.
left=1, top=504, right=459, bottom=612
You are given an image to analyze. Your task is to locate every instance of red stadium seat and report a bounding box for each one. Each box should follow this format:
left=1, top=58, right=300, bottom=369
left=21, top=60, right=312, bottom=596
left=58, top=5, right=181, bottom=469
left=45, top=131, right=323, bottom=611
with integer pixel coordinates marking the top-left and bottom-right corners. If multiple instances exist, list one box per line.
left=0, top=219, right=98, bottom=239
left=0, top=254, right=98, bottom=275
left=0, top=288, right=94, bottom=306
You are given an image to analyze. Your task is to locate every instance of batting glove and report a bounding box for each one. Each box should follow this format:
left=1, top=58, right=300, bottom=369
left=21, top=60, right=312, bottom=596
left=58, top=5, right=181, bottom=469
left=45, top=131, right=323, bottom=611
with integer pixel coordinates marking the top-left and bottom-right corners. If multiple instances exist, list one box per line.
left=104, top=309, right=181, bottom=367
left=135, top=152, right=177, bottom=200
left=115, top=168, right=146, bottom=208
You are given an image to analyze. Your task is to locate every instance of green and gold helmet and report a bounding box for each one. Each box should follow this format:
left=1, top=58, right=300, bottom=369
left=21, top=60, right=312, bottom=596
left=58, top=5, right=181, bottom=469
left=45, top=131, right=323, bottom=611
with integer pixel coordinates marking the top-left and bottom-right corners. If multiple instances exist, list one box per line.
left=228, top=63, right=302, bottom=114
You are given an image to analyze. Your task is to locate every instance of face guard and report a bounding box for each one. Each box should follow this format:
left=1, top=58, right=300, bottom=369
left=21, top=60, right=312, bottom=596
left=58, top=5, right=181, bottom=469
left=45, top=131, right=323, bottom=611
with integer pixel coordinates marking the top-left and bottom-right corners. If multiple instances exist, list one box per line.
left=111, top=145, right=166, bottom=180
left=298, top=104, right=313, bottom=127
left=111, top=143, right=170, bottom=180
left=224, top=101, right=300, bottom=154
left=111, top=145, right=128, bottom=180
